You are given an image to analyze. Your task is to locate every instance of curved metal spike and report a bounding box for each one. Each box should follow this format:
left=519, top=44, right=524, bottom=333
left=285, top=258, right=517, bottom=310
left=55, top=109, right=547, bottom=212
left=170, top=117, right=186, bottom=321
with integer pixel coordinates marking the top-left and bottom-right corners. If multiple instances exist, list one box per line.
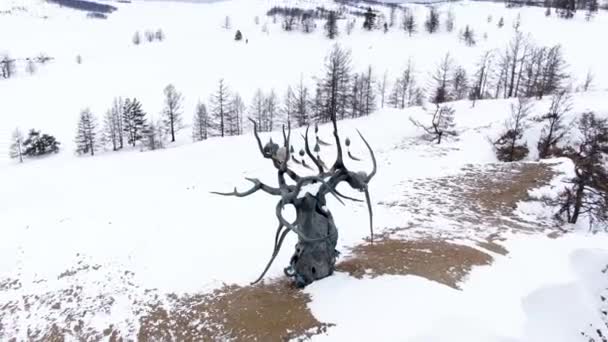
left=357, top=129, right=377, bottom=182
left=317, top=137, right=332, bottom=146
left=348, top=151, right=362, bottom=161
left=302, top=160, right=314, bottom=171
left=364, top=188, right=374, bottom=244
left=273, top=223, right=284, bottom=251
left=251, top=227, right=290, bottom=285
left=302, top=126, right=324, bottom=173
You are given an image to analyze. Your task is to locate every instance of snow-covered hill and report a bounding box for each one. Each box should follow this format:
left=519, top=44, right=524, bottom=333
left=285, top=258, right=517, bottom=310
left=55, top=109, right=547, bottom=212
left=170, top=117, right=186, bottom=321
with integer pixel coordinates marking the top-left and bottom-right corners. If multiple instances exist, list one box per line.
left=0, top=0, right=607, bottom=341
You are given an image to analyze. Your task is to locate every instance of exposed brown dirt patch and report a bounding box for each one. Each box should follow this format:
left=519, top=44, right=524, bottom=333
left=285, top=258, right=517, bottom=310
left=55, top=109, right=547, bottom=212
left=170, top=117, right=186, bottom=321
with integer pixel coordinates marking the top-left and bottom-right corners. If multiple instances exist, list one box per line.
left=337, top=238, right=493, bottom=289
left=463, top=162, right=555, bottom=215
left=380, top=162, right=558, bottom=236
left=137, top=280, right=332, bottom=341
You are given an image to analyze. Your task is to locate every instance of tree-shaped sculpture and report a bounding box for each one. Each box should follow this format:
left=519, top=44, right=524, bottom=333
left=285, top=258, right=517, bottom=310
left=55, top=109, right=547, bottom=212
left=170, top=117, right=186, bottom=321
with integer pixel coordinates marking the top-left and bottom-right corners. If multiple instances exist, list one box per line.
left=212, top=114, right=376, bottom=288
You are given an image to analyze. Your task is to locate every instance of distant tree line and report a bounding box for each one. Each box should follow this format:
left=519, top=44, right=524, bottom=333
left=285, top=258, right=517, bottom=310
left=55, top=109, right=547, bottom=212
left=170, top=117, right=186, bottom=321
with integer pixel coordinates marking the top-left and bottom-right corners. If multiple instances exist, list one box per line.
left=132, top=29, right=165, bottom=45
left=47, top=0, right=117, bottom=14
left=0, top=53, right=53, bottom=79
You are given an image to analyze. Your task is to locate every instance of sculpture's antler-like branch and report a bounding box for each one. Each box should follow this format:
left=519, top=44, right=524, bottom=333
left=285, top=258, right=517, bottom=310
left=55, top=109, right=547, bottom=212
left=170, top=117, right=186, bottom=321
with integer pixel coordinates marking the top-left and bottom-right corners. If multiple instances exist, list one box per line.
left=364, top=188, right=374, bottom=244
left=248, top=117, right=300, bottom=183
left=211, top=177, right=281, bottom=197
left=293, top=176, right=345, bottom=206
left=348, top=151, right=362, bottom=161
left=357, top=129, right=377, bottom=182
left=249, top=118, right=271, bottom=158
left=281, top=122, right=291, bottom=166
left=293, top=175, right=364, bottom=204
left=330, top=113, right=345, bottom=171
left=251, top=224, right=290, bottom=285
left=302, top=126, right=324, bottom=174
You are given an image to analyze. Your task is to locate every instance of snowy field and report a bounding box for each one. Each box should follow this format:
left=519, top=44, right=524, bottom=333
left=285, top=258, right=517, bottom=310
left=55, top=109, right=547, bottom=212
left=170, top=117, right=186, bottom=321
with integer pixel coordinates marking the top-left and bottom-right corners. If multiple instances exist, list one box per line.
left=1, top=0, right=608, bottom=340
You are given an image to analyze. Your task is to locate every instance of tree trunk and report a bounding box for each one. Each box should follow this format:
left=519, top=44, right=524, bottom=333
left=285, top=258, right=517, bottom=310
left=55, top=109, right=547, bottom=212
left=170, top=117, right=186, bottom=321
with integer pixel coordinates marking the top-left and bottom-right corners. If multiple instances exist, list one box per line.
left=570, top=183, right=585, bottom=223
left=170, top=116, right=175, bottom=142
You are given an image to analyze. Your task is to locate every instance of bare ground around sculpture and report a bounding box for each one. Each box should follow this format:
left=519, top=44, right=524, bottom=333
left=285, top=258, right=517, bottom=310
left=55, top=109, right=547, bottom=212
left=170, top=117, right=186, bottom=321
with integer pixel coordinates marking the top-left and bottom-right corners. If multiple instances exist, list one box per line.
left=0, top=162, right=562, bottom=341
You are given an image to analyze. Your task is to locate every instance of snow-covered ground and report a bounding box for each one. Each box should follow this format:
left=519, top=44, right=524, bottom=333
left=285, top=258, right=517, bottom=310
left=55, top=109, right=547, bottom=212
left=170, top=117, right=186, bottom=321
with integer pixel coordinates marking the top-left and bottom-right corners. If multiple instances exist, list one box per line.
left=1, top=0, right=607, bottom=340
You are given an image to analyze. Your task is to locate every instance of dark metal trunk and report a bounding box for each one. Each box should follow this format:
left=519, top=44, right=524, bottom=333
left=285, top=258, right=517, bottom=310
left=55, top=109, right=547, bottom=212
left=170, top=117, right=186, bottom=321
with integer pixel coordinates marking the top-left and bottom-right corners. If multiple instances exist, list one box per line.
left=287, top=194, right=339, bottom=288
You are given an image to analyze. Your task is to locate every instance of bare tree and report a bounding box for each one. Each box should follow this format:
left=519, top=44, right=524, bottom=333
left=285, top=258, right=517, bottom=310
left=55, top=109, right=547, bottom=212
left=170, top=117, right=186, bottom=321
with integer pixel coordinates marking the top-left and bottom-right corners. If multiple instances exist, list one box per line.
left=222, top=16, right=232, bottom=30
left=228, top=93, right=245, bottom=136
left=445, top=9, right=455, bottom=32
left=143, top=118, right=166, bottom=151
left=429, top=53, right=454, bottom=104
left=501, top=28, right=530, bottom=98
left=461, top=25, right=476, bottom=46
left=350, top=67, right=376, bottom=118
left=424, top=7, right=440, bottom=33
left=346, top=19, right=355, bottom=35
left=378, top=70, right=388, bottom=108
left=26, top=59, right=37, bottom=75
left=155, top=29, right=165, bottom=41
left=265, top=89, right=279, bottom=131
left=452, top=66, right=469, bottom=100
left=471, top=50, right=495, bottom=106
left=389, top=59, right=416, bottom=109
left=316, top=44, right=352, bottom=122
left=145, top=30, right=155, bottom=42
left=402, top=9, right=416, bottom=36
left=103, top=110, right=119, bottom=151
left=210, top=79, right=230, bottom=137
left=8, top=128, right=24, bottom=163
left=75, top=108, right=99, bottom=156
left=556, top=112, right=608, bottom=228
left=282, top=86, right=296, bottom=126
left=132, top=31, right=141, bottom=45
left=325, top=11, right=339, bottom=39
left=389, top=4, right=397, bottom=27
left=583, top=69, right=594, bottom=91
left=410, top=104, right=456, bottom=144
left=162, top=84, right=183, bottom=142
left=1, top=54, right=16, bottom=79
left=361, top=65, right=376, bottom=117
left=493, top=98, right=531, bottom=161
left=302, top=15, right=315, bottom=34
left=531, top=45, right=568, bottom=99
left=536, top=90, right=572, bottom=159
left=250, top=89, right=268, bottom=132
left=294, top=75, right=310, bottom=127
left=112, top=97, right=125, bottom=149
left=193, top=101, right=210, bottom=142
left=102, top=98, right=125, bottom=151
left=122, top=98, right=147, bottom=147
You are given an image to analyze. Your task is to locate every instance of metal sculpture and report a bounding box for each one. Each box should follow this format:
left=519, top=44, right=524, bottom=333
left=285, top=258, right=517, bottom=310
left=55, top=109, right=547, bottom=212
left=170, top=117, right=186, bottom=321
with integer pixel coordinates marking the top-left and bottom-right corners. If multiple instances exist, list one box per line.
left=212, top=114, right=376, bottom=288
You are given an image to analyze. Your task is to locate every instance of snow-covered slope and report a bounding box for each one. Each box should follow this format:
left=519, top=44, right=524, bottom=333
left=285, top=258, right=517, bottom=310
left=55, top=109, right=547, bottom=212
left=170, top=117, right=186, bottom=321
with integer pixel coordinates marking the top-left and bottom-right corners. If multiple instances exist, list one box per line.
left=0, top=0, right=607, bottom=341
left=1, top=0, right=607, bottom=159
